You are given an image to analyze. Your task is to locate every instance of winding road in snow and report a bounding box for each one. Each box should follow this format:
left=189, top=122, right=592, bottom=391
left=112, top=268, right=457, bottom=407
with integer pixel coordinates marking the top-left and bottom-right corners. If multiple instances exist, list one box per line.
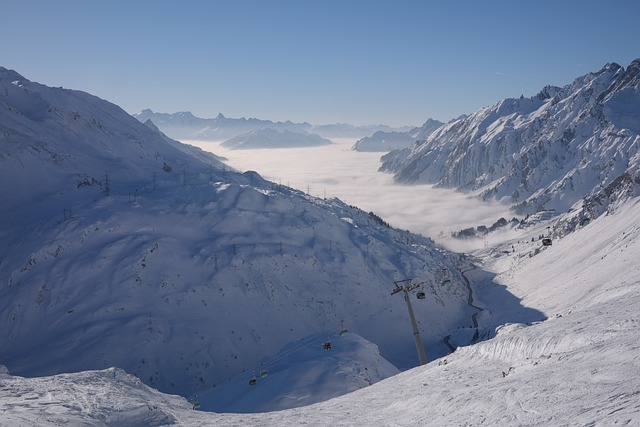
left=443, top=264, right=483, bottom=353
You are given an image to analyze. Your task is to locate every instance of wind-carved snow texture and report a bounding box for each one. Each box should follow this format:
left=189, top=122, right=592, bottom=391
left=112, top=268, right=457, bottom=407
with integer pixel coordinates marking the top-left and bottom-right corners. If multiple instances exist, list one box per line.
left=380, top=59, right=640, bottom=216
left=0, top=66, right=485, bottom=406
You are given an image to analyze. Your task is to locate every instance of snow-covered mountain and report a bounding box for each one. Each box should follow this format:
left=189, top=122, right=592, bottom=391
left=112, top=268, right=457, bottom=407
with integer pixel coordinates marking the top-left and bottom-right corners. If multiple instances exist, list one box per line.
left=221, top=128, right=331, bottom=149
left=134, top=108, right=409, bottom=141
left=0, top=67, right=479, bottom=405
left=352, top=118, right=444, bottom=152
left=381, top=60, right=640, bottom=216
left=3, top=186, right=639, bottom=426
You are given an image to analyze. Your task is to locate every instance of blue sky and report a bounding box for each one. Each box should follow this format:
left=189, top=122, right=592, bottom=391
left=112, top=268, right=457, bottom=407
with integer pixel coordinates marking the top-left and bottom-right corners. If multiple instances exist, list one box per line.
left=3, top=0, right=639, bottom=126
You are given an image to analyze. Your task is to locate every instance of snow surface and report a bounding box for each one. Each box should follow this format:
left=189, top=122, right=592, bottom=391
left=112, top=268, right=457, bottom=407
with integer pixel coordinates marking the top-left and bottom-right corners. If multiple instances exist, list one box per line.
left=0, top=66, right=480, bottom=410
left=2, top=63, right=640, bottom=425
left=2, top=198, right=639, bottom=425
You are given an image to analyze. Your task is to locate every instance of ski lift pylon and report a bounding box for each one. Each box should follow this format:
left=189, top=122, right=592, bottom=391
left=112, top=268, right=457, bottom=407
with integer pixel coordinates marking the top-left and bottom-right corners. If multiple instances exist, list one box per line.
left=339, top=320, right=348, bottom=336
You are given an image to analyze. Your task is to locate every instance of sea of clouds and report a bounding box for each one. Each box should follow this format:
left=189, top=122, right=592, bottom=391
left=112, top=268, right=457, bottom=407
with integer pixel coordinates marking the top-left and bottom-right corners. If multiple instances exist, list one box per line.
left=187, top=138, right=514, bottom=251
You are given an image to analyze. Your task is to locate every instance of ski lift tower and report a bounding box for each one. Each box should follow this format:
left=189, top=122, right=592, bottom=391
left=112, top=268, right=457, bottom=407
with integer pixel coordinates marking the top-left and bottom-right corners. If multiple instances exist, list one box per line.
left=391, top=279, right=428, bottom=365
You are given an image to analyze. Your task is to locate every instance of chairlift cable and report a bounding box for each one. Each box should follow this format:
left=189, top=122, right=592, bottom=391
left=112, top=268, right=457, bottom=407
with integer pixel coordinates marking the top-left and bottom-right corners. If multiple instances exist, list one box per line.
left=195, top=323, right=345, bottom=395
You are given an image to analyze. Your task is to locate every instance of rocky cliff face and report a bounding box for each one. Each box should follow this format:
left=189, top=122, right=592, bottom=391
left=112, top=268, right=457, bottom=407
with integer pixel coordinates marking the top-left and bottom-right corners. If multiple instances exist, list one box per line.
left=381, top=60, right=640, bottom=215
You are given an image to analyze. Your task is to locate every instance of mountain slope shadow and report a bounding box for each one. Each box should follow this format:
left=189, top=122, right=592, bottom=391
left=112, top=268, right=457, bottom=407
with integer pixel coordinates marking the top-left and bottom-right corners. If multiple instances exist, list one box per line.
left=445, top=263, right=547, bottom=350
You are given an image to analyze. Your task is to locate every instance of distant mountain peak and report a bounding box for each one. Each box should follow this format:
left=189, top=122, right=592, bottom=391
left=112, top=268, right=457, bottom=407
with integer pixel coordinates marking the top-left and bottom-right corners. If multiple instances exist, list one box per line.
left=134, top=110, right=410, bottom=141
left=0, top=66, right=25, bottom=82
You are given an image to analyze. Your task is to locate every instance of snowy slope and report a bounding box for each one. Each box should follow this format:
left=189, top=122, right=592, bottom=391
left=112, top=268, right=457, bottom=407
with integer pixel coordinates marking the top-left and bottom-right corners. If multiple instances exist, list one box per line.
left=381, top=59, right=640, bottom=216
left=142, top=118, right=228, bottom=165
left=2, top=196, right=639, bottom=425
left=193, top=331, right=400, bottom=413
left=0, top=67, right=476, bottom=405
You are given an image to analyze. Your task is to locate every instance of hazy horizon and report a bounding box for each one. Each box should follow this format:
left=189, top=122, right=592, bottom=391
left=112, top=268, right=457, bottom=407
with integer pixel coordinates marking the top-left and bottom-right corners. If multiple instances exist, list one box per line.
left=3, top=1, right=639, bottom=127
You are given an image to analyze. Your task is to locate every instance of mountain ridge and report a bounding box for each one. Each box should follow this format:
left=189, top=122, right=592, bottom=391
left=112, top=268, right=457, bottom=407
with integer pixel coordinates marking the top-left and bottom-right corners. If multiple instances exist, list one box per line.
left=380, top=59, right=640, bottom=217
left=134, top=108, right=412, bottom=141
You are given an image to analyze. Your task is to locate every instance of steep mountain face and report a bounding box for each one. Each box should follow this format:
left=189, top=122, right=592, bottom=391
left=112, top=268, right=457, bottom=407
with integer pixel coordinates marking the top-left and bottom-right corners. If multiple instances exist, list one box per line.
left=380, top=60, right=640, bottom=215
left=0, top=67, right=476, bottom=399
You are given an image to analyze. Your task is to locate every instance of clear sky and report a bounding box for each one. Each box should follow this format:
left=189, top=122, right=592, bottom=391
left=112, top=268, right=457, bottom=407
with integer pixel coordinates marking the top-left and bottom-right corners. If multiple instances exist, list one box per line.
left=2, top=0, right=639, bottom=127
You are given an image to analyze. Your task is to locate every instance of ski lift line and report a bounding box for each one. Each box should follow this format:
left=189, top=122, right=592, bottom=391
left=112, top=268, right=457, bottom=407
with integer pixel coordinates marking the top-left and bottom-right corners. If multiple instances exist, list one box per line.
left=197, top=274, right=441, bottom=397
left=204, top=331, right=332, bottom=392
left=209, top=276, right=433, bottom=394
left=196, top=281, right=432, bottom=398
left=194, top=323, right=347, bottom=397
left=195, top=331, right=337, bottom=394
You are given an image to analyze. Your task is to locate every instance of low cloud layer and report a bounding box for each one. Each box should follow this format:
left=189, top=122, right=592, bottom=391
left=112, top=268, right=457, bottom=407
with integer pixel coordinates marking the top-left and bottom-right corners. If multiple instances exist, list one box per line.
left=188, top=139, right=513, bottom=248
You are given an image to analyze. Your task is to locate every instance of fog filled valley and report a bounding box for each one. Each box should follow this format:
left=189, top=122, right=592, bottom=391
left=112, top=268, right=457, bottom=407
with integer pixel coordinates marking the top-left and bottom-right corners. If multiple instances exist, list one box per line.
left=190, top=138, right=515, bottom=251
left=2, top=59, right=640, bottom=426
